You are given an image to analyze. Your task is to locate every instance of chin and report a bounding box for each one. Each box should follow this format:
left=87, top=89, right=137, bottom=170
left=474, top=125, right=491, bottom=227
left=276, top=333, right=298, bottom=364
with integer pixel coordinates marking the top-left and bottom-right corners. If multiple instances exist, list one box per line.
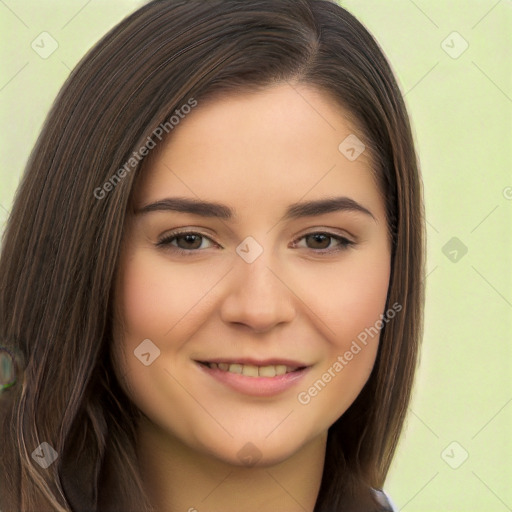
left=195, top=427, right=318, bottom=469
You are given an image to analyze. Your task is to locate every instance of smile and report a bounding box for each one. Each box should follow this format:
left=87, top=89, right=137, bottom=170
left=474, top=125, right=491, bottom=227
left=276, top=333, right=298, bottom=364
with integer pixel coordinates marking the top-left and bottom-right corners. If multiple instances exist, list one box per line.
left=195, top=359, right=311, bottom=397
left=199, top=361, right=304, bottom=377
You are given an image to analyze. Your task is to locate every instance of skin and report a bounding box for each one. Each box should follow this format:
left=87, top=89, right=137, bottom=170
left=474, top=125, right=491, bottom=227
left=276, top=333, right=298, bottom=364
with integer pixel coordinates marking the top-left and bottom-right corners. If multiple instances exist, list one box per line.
left=112, top=83, right=391, bottom=512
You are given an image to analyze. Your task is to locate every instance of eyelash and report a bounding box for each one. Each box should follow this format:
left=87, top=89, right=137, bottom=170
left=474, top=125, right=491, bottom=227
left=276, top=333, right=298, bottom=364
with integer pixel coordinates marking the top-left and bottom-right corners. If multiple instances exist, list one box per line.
left=156, top=230, right=355, bottom=256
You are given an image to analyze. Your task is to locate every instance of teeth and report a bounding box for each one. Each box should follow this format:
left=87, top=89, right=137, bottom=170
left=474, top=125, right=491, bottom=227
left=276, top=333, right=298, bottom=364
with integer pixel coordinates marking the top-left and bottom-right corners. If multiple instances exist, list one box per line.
left=242, top=365, right=259, bottom=377
left=207, top=362, right=299, bottom=377
left=258, top=365, right=276, bottom=377
left=275, top=365, right=287, bottom=375
left=228, top=363, right=243, bottom=374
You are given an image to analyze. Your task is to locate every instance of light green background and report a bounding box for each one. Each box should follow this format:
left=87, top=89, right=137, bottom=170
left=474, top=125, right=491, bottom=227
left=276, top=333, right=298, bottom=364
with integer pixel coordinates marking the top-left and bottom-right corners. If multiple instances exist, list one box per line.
left=1, top=1, right=511, bottom=511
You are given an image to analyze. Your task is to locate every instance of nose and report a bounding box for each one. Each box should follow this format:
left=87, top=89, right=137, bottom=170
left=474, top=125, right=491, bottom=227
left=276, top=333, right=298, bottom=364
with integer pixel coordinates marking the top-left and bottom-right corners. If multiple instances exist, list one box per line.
left=219, top=253, right=296, bottom=333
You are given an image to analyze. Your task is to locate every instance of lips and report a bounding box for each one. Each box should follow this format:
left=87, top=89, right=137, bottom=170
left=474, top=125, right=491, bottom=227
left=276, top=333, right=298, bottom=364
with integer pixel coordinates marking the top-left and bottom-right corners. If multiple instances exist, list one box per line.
left=197, top=357, right=308, bottom=367
left=196, top=358, right=308, bottom=378
left=195, top=358, right=311, bottom=397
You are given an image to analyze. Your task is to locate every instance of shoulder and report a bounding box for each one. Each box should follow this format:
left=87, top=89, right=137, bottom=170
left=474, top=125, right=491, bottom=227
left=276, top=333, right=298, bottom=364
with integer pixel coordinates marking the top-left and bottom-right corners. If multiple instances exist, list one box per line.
left=372, top=488, right=398, bottom=512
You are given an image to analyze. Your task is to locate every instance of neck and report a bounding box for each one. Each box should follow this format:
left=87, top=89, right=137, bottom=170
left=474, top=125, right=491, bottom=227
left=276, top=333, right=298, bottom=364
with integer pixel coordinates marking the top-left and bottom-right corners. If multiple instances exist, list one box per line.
left=137, top=418, right=327, bottom=512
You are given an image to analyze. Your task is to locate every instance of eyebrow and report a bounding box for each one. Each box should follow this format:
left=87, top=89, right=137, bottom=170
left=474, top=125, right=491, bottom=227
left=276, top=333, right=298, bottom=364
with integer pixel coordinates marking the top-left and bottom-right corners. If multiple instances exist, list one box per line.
left=135, top=196, right=375, bottom=221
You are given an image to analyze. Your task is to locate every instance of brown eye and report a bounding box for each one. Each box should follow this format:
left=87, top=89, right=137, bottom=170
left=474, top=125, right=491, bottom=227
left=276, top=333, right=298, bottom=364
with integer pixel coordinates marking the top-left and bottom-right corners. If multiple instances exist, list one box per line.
left=156, top=231, right=217, bottom=254
left=294, top=232, right=354, bottom=253
left=305, top=233, right=332, bottom=250
left=174, top=234, right=203, bottom=250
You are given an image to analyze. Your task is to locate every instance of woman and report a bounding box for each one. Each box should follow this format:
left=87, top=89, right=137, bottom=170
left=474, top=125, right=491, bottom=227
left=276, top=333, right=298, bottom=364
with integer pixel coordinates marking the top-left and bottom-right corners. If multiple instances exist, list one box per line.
left=0, top=1, right=425, bottom=510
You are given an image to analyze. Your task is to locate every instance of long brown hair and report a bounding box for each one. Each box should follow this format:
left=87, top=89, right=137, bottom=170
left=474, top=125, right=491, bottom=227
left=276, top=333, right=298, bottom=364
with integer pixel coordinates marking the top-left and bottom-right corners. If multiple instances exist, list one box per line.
left=0, top=1, right=424, bottom=510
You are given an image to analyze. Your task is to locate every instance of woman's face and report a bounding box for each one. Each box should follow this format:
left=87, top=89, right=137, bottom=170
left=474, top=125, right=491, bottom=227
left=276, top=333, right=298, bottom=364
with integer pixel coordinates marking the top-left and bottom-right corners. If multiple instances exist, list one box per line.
left=112, top=83, right=391, bottom=466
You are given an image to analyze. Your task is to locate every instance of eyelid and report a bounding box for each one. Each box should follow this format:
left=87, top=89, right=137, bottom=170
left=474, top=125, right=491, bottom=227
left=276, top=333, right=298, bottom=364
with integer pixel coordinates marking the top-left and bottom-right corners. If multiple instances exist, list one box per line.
left=156, top=229, right=220, bottom=248
left=289, top=232, right=355, bottom=253
left=291, top=226, right=356, bottom=243
left=156, top=227, right=356, bottom=255
left=157, top=226, right=356, bottom=242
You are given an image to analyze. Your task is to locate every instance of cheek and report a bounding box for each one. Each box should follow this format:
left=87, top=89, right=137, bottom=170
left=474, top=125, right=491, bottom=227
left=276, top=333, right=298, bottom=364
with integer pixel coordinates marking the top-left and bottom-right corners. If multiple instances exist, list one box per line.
left=338, top=257, right=391, bottom=346
left=110, top=249, right=186, bottom=389
left=292, top=245, right=390, bottom=419
left=110, top=249, right=194, bottom=423
left=116, top=249, right=217, bottom=344
left=332, top=255, right=391, bottom=381
left=294, top=279, right=390, bottom=429
left=294, top=245, right=391, bottom=350
left=118, top=252, right=179, bottom=339
left=110, top=247, right=222, bottom=394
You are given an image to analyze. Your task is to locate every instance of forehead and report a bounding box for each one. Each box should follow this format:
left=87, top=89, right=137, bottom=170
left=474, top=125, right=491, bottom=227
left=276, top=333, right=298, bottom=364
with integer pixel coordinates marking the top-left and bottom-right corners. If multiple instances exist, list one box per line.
left=133, top=84, right=384, bottom=220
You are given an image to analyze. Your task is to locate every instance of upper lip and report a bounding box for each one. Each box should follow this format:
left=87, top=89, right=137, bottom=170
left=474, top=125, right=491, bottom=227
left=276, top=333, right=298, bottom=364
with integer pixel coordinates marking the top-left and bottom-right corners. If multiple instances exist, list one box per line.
left=196, top=358, right=310, bottom=368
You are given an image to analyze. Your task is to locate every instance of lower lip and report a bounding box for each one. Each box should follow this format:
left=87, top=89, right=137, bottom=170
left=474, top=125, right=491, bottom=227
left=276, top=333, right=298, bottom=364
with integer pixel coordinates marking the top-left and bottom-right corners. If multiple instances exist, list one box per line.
left=195, top=362, right=310, bottom=397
